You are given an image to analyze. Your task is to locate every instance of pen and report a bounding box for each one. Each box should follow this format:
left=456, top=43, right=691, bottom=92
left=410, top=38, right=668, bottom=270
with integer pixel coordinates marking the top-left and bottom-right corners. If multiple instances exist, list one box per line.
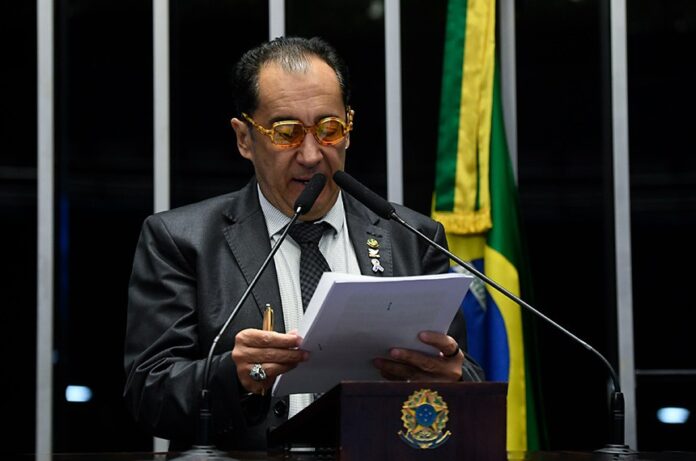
left=263, top=303, right=274, bottom=332
left=259, top=304, right=274, bottom=397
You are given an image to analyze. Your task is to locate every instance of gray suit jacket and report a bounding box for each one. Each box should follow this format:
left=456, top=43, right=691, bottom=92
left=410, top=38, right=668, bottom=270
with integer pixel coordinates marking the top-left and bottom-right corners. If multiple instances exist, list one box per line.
left=123, top=179, right=483, bottom=450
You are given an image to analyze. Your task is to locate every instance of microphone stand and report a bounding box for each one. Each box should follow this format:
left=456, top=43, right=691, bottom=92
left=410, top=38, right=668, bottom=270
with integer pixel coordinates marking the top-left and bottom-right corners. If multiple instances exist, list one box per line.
left=173, top=211, right=300, bottom=461
left=172, top=172, right=327, bottom=460
left=389, top=211, right=635, bottom=456
left=333, top=169, right=635, bottom=454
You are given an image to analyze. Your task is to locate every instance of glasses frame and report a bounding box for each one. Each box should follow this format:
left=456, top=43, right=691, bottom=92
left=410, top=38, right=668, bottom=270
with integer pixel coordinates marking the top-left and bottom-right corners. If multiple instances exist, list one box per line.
left=242, top=108, right=354, bottom=148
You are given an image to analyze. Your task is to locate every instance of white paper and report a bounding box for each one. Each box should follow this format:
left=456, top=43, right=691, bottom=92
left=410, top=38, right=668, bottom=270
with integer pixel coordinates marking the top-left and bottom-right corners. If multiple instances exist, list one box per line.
left=272, top=272, right=474, bottom=396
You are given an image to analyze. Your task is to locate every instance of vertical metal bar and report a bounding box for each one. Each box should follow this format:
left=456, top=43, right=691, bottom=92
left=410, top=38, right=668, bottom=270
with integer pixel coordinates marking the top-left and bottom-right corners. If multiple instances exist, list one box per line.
left=36, top=0, right=54, bottom=454
left=269, top=0, right=285, bottom=39
left=153, top=0, right=170, bottom=451
left=499, top=0, right=517, bottom=181
left=154, top=0, right=170, bottom=214
left=610, top=0, right=637, bottom=449
left=384, top=0, right=403, bottom=203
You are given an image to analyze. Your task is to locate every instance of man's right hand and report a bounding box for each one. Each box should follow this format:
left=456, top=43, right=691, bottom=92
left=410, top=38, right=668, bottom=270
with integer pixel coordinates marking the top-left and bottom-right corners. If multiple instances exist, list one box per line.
left=232, top=328, right=308, bottom=394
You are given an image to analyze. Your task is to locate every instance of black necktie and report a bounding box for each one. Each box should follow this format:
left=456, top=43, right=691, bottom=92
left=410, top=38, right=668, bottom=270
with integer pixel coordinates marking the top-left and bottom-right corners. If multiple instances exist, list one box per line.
left=288, top=222, right=332, bottom=311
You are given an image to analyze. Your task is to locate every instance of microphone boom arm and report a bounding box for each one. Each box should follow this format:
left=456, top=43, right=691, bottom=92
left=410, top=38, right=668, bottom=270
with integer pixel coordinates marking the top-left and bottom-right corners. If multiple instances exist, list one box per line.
left=191, top=173, right=327, bottom=455
left=333, top=169, right=631, bottom=453
left=202, top=210, right=299, bottom=388
left=197, top=209, right=300, bottom=448
left=390, top=211, right=621, bottom=393
left=390, top=210, right=629, bottom=452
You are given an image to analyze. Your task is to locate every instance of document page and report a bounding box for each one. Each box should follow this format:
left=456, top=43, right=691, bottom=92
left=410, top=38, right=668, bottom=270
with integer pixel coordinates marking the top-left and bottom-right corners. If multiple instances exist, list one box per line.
left=272, top=272, right=473, bottom=396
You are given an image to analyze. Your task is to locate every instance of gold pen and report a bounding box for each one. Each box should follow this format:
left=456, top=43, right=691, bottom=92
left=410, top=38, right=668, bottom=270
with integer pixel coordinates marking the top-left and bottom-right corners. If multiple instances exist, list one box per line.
left=259, top=304, right=274, bottom=397
left=263, top=303, right=274, bottom=332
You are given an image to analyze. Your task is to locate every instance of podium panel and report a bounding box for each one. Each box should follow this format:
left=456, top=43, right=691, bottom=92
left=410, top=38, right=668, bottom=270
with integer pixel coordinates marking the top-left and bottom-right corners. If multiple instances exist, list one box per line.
left=269, top=381, right=507, bottom=461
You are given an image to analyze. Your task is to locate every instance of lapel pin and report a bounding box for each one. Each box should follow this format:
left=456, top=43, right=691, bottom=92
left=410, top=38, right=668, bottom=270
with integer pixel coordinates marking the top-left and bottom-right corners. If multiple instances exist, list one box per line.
left=371, top=258, right=385, bottom=273
left=366, top=238, right=383, bottom=273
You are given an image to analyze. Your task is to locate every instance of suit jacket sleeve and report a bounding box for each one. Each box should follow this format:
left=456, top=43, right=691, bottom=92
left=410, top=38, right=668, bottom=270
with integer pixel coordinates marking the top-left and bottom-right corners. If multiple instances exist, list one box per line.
left=123, top=214, right=246, bottom=444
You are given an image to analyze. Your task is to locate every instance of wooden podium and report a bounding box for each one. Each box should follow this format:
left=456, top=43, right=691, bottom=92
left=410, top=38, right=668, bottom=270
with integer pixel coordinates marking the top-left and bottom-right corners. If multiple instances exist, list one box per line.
left=268, top=381, right=507, bottom=461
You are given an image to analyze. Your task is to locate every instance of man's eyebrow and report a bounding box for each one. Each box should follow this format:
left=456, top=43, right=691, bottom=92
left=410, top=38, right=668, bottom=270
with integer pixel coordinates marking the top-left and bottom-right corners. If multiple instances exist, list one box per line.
left=267, top=113, right=342, bottom=125
left=314, top=113, right=342, bottom=122
left=268, top=115, right=300, bottom=124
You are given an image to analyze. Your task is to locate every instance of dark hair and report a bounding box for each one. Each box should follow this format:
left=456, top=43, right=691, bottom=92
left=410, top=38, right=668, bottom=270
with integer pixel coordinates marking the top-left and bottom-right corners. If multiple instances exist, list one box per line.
left=232, top=36, right=351, bottom=116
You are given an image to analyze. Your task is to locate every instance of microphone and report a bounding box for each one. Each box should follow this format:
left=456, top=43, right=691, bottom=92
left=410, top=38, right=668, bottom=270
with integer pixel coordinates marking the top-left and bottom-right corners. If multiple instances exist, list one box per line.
left=333, top=170, right=634, bottom=456
left=293, top=173, right=327, bottom=214
left=175, top=173, right=326, bottom=460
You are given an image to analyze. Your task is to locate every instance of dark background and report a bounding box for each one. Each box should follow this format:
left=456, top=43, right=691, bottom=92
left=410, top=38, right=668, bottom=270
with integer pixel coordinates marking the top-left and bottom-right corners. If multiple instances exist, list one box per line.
left=2, top=0, right=694, bottom=453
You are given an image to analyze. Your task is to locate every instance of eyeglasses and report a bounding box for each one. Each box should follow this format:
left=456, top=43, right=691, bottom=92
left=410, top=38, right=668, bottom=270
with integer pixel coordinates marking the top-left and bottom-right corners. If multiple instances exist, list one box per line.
left=242, top=109, right=354, bottom=148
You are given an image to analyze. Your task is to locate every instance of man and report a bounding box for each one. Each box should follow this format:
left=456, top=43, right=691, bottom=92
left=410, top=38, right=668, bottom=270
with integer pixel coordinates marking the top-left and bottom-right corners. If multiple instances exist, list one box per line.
left=124, top=36, right=483, bottom=451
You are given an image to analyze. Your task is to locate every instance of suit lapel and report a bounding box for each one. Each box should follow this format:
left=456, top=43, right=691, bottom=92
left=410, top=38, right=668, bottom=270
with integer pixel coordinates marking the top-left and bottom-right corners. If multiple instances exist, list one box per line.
left=222, top=181, right=285, bottom=332
left=343, top=193, right=393, bottom=277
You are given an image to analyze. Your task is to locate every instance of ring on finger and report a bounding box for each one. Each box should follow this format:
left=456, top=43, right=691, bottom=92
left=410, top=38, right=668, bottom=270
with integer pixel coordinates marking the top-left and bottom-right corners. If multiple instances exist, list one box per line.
left=443, top=346, right=461, bottom=359
left=249, top=363, right=267, bottom=382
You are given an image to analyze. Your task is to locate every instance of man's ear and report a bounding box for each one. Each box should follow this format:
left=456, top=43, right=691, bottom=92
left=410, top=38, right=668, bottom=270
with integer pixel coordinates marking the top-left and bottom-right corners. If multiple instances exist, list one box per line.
left=230, top=118, right=253, bottom=160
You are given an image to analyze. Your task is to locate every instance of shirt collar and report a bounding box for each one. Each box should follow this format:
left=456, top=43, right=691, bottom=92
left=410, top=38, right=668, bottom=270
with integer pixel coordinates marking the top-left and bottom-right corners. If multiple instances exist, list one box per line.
left=257, top=184, right=345, bottom=238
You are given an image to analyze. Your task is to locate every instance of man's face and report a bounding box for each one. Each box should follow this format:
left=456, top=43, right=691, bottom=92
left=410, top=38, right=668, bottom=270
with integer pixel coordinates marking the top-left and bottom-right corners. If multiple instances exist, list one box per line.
left=231, top=57, right=349, bottom=221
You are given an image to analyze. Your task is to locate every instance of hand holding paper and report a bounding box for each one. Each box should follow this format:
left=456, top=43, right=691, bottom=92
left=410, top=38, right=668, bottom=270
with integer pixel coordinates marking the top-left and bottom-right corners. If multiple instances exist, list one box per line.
left=272, top=272, right=473, bottom=396
left=373, top=330, right=465, bottom=382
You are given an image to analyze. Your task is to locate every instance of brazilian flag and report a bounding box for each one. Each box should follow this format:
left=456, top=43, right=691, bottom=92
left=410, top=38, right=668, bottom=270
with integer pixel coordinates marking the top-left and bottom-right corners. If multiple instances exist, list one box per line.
left=432, top=0, right=546, bottom=452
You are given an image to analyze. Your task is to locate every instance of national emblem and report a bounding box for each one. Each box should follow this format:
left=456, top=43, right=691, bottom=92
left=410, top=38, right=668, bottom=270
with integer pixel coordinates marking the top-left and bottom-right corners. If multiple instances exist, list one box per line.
left=398, top=388, right=452, bottom=449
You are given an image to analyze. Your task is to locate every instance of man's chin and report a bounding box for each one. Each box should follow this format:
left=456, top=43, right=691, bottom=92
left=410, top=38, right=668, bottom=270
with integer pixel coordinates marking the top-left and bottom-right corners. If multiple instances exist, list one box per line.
left=299, top=195, right=336, bottom=221
left=289, top=184, right=338, bottom=221
left=299, top=207, right=327, bottom=222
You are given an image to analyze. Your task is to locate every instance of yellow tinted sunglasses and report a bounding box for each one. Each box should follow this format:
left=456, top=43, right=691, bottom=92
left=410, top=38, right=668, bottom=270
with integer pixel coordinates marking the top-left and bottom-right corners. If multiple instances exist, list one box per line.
left=242, top=108, right=354, bottom=148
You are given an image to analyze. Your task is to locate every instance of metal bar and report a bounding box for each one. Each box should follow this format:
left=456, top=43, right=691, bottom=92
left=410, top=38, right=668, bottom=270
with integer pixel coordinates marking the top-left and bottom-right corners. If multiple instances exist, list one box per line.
left=154, top=0, right=170, bottom=214
left=269, top=0, right=285, bottom=39
left=499, top=0, right=518, bottom=181
left=610, top=0, right=636, bottom=449
left=636, top=369, right=696, bottom=376
left=384, top=0, right=403, bottom=203
left=36, top=0, right=54, bottom=454
left=153, top=1, right=171, bottom=451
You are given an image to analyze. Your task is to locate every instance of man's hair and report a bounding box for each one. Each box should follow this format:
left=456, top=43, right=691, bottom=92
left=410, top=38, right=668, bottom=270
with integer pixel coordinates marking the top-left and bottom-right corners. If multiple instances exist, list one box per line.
left=233, top=36, right=351, bottom=116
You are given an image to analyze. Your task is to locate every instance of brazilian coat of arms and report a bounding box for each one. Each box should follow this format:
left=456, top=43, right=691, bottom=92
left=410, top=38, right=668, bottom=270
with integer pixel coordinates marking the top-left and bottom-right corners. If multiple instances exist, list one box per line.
left=398, top=388, right=451, bottom=449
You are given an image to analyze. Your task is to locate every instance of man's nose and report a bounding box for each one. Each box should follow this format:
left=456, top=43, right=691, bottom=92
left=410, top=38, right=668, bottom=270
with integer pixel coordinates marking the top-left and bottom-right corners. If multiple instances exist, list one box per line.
left=295, top=132, right=323, bottom=167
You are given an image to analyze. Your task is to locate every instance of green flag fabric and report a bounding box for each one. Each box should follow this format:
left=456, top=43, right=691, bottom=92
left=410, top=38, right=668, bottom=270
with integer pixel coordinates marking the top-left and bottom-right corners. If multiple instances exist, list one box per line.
left=432, top=0, right=543, bottom=451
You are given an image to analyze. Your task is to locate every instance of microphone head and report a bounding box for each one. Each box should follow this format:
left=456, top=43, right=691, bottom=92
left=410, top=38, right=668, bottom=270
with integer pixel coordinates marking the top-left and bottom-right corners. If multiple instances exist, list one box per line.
left=293, top=173, right=327, bottom=215
left=333, top=170, right=395, bottom=219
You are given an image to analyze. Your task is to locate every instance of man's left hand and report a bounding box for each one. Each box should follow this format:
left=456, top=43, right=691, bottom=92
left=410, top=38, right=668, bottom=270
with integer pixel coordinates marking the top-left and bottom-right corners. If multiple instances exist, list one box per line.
left=372, top=331, right=463, bottom=382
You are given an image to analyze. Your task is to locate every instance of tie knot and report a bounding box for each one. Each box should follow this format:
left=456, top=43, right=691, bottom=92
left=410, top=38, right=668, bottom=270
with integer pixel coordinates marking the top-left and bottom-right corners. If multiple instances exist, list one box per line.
left=288, top=222, right=331, bottom=246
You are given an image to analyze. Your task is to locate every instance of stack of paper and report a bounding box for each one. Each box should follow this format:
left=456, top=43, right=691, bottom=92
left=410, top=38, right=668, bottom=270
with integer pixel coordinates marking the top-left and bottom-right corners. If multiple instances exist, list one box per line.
left=272, top=272, right=473, bottom=396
